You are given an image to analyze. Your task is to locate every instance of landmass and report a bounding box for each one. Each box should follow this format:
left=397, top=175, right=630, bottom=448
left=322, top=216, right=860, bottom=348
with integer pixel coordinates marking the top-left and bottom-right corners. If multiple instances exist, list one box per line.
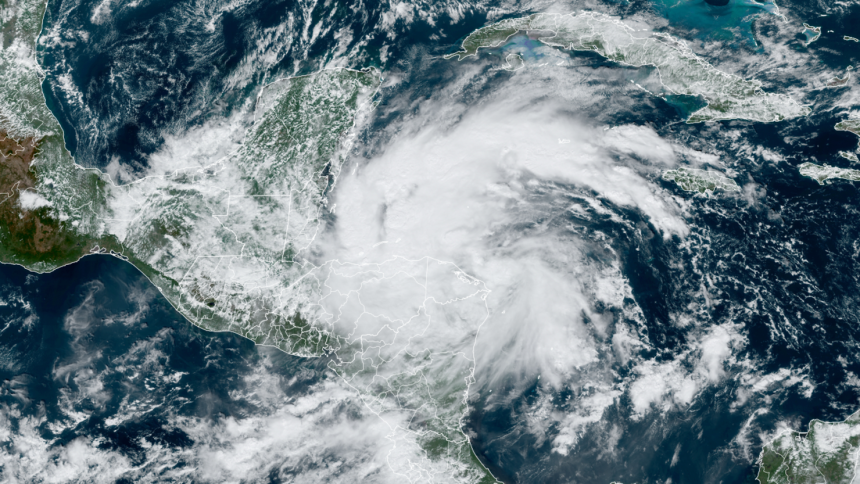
left=662, top=167, right=740, bottom=193
left=503, top=53, right=525, bottom=71
left=835, top=119, right=860, bottom=165
left=826, top=73, right=850, bottom=87
left=845, top=36, right=859, bottom=42
left=799, top=162, right=860, bottom=184
left=0, top=0, right=498, bottom=481
left=836, top=118, right=860, bottom=137
left=801, top=23, right=821, bottom=47
left=0, top=0, right=113, bottom=270
left=839, top=151, right=859, bottom=163
left=445, top=12, right=811, bottom=124
left=756, top=411, right=860, bottom=484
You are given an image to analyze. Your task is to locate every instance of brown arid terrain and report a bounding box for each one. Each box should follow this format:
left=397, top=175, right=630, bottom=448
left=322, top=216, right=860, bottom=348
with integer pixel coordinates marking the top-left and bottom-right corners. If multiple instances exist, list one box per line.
left=0, top=130, right=86, bottom=257
left=0, top=130, right=37, bottom=196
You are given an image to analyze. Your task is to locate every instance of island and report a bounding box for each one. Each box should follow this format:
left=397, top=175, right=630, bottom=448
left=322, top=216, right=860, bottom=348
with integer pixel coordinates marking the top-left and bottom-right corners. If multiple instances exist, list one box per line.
left=757, top=411, right=860, bottom=484
left=503, top=53, right=525, bottom=70
left=445, top=12, right=811, bottom=124
left=826, top=73, right=850, bottom=87
left=801, top=23, right=821, bottom=47
left=833, top=119, right=860, bottom=166
left=0, top=0, right=499, bottom=481
left=836, top=118, right=860, bottom=137
left=662, top=167, right=741, bottom=193
left=799, top=162, right=860, bottom=184
left=839, top=151, right=859, bottom=163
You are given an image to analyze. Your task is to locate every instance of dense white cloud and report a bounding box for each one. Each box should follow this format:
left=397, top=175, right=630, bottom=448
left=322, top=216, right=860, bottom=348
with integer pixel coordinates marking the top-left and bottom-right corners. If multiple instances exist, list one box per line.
left=333, top=100, right=688, bottom=265
left=327, top=83, right=693, bottom=399
left=17, top=190, right=52, bottom=211
left=310, top=65, right=708, bottom=464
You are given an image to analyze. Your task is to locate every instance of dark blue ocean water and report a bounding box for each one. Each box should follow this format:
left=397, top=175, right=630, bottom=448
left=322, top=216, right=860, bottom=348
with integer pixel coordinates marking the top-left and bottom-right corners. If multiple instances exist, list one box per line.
left=466, top=115, right=860, bottom=484
left=454, top=2, right=860, bottom=479
left=467, top=158, right=860, bottom=482
left=0, top=255, right=328, bottom=471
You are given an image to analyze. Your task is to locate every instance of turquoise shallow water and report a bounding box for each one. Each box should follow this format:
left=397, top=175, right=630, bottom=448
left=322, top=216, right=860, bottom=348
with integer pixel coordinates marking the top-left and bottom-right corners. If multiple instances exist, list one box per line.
left=654, top=0, right=782, bottom=45
left=801, top=23, right=822, bottom=46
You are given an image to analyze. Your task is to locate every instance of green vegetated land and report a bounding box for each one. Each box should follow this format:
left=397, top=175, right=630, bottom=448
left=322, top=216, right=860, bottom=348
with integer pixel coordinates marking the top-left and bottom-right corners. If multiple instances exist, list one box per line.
left=662, top=167, right=740, bottom=193
left=799, top=162, right=860, bottom=184
left=447, top=12, right=810, bottom=124
left=0, top=0, right=382, bottom=350
left=836, top=119, right=860, bottom=137
left=757, top=412, right=860, bottom=484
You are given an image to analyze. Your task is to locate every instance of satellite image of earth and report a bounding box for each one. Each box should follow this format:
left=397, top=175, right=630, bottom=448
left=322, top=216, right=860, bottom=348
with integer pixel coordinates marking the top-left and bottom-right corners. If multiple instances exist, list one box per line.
left=2, top=0, right=860, bottom=481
